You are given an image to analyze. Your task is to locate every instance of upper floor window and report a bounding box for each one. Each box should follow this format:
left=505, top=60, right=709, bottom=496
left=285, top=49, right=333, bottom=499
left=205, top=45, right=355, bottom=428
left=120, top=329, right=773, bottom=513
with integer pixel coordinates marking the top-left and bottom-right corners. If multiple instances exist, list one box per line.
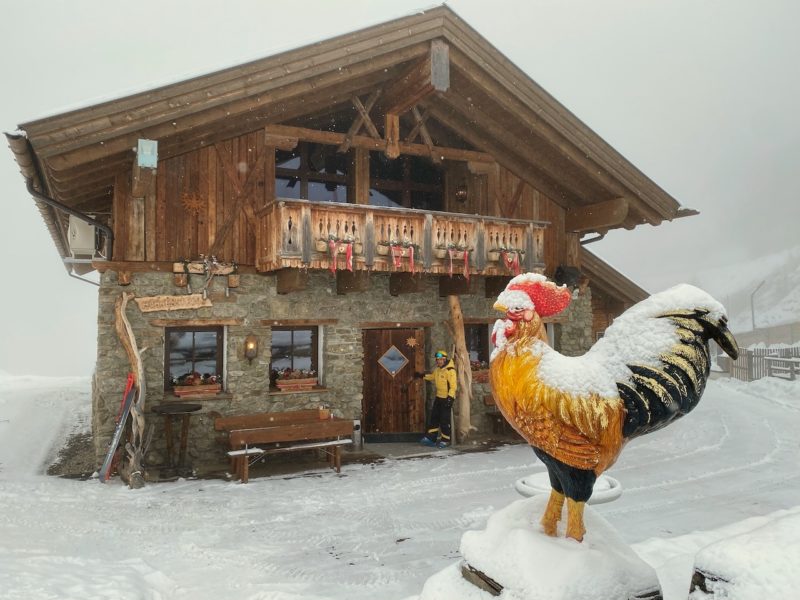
left=368, top=152, right=443, bottom=211
left=275, top=143, right=349, bottom=203
left=165, top=326, right=224, bottom=389
left=270, top=326, right=319, bottom=385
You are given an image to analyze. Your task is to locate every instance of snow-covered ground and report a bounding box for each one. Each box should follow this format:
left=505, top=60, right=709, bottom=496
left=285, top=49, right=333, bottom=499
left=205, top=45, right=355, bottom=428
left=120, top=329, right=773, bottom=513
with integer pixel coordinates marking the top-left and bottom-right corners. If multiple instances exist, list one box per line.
left=0, top=374, right=798, bottom=599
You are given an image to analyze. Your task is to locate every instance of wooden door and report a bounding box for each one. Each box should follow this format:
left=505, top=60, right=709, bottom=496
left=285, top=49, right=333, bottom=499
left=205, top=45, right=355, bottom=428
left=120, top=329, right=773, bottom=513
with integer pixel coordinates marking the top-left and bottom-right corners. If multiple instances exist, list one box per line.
left=362, top=328, right=425, bottom=435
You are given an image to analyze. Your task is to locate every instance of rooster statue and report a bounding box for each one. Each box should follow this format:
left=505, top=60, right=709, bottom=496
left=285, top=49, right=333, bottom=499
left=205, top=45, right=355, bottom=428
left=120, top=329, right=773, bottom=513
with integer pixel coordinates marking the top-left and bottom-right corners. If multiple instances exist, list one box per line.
left=489, top=273, right=739, bottom=542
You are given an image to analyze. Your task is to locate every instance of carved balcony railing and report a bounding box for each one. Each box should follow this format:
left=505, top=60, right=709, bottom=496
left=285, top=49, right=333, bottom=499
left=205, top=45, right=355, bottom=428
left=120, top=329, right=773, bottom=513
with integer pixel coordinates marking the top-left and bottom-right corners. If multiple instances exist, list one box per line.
left=256, top=199, right=546, bottom=276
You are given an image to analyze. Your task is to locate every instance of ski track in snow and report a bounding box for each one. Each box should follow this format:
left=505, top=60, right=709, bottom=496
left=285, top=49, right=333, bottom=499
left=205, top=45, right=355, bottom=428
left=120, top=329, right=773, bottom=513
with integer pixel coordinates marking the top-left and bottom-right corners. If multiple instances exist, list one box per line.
left=0, top=377, right=798, bottom=599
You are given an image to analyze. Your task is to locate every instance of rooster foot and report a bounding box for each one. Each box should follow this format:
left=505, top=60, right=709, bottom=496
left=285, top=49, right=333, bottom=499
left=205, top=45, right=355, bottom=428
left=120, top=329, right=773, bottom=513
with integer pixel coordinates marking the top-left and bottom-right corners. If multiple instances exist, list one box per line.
left=565, top=498, right=586, bottom=542
left=540, top=490, right=565, bottom=536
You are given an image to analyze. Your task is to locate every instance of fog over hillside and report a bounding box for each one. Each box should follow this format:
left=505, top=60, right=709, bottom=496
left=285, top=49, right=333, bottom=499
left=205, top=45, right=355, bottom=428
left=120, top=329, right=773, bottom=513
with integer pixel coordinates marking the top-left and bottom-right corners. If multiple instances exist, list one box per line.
left=683, top=245, right=800, bottom=333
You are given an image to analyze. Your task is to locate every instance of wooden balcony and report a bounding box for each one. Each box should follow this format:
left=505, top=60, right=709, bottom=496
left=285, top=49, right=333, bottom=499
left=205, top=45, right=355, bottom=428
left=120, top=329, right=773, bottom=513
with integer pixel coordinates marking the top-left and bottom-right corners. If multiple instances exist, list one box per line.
left=256, top=200, right=546, bottom=276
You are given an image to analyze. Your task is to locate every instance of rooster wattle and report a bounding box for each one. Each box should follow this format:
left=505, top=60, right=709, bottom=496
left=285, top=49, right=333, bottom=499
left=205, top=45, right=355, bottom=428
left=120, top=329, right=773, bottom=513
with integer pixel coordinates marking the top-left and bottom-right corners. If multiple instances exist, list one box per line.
left=489, top=273, right=739, bottom=541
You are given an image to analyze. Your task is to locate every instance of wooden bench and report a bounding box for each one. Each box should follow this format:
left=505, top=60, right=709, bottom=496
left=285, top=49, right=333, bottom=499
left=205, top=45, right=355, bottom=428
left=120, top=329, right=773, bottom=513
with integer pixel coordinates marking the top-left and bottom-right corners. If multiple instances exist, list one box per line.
left=214, top=409, right=354, bottom=482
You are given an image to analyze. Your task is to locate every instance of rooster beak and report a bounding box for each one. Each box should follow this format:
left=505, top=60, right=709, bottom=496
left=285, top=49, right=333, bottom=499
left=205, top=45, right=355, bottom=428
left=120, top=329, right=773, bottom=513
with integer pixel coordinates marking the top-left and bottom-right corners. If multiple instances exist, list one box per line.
left=493, top=301, right=508, bottom=313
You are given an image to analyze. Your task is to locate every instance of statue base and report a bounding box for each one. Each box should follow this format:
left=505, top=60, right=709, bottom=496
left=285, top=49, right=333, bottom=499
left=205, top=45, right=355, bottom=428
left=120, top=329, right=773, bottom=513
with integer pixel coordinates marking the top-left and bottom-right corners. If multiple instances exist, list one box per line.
left=419, top=496, right=662, bottom=600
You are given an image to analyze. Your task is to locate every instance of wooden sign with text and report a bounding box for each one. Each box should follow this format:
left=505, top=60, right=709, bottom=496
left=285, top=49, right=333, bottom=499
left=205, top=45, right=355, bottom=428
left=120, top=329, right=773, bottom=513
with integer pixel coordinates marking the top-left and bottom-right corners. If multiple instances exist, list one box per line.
left=134, top=294, right=212, bottom=313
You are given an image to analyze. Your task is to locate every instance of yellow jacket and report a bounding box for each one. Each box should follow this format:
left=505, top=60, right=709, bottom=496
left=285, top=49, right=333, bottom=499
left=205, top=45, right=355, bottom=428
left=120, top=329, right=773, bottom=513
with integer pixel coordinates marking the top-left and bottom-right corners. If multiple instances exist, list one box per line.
left=424, top=359, right=457, bottom=399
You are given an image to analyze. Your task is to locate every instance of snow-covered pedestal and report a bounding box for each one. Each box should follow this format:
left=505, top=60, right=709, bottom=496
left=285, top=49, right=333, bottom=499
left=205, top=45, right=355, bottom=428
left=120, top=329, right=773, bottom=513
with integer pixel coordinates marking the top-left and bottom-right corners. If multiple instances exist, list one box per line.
left=419, top=496, right=661, bottom=600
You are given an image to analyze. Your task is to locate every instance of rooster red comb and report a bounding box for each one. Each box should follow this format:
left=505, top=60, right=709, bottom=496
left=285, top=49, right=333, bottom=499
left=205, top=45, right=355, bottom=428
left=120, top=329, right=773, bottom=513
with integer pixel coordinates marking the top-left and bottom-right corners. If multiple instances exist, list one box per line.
left=507, top=274, right=572, bottom=317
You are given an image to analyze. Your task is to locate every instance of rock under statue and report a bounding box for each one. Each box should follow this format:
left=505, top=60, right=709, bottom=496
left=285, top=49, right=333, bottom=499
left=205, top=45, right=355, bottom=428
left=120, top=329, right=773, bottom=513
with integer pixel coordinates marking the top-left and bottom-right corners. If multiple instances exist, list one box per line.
left=489, top=273, right=739, bottom=542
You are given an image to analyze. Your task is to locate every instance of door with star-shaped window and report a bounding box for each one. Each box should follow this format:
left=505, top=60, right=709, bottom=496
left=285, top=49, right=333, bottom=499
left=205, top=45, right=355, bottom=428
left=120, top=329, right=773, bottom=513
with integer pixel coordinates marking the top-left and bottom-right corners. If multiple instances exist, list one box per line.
left=362, top=328, right=425, bottom=440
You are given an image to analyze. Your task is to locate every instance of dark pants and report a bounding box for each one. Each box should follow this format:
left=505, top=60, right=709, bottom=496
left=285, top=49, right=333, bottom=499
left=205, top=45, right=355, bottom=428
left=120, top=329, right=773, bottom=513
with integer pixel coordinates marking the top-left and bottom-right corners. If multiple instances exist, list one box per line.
left=424, top=397, right=453, bottom=442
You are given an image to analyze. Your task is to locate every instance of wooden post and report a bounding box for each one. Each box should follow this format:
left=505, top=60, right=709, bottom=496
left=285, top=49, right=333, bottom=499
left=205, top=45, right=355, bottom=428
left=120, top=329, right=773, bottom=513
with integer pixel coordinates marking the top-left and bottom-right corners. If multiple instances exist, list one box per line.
left=447, top=294, right=473, bottom=442
left=351, top=147, right=370, bottom=205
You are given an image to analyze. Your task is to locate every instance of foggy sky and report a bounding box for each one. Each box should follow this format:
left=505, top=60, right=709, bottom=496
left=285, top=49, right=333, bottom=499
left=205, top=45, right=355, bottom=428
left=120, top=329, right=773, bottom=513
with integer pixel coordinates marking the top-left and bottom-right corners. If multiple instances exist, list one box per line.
left=1, top=0, right=797, bottom=376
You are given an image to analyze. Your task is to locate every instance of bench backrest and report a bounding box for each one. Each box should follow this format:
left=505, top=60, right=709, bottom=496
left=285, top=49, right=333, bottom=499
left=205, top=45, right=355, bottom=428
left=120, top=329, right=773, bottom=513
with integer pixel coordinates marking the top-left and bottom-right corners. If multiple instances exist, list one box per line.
left=215, top=409, right=326, bottom=432
left=229, top=418, right=354, bottom=447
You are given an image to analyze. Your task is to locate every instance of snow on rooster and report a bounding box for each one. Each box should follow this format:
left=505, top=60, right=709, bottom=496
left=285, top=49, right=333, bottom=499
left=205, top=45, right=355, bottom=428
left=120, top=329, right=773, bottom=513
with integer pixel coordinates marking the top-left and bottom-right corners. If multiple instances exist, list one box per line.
left=489, top=273, right=739, bottom=541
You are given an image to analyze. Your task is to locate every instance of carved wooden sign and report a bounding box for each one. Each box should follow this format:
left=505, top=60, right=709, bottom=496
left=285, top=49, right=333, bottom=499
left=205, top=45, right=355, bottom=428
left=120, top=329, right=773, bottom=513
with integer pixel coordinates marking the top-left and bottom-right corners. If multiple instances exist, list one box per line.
left=134, top=294, right=212, bottom=313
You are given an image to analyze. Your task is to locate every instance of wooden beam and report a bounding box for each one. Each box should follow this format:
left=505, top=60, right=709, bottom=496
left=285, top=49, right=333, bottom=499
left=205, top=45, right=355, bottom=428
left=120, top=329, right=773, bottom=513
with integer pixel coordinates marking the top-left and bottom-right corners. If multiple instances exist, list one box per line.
left=93, top=260, right=257, bottom=274
left=265, top=123, right=492, bottom=164
left=410, top=106, right=436, bottom=156
left=439, top=275, right=470, bottom=297
left=388, top=272, right=422, bottom=296
left=339, top=90, right=382, bottom=153
left=385, top=113, right=401, bottom=159
left=384, top=40, right=450, bottom=115
left=261, top=318, right=339, bottom=326
left=149, top=318, right=244, bottom=327
left=336, top=270, right=371, bottom=294
left=264, top=133, right=298, bottom=151
left=351, top=94, right=382, bottom=139
left=275, top=268, right=309, bottom=294
left=360, top=321, right=435, bottom=329
left=485, top=276, right=512, bottom=298
left=565, top=198, right=629, bottom=233
left=350, top=147, right=370, bottom=205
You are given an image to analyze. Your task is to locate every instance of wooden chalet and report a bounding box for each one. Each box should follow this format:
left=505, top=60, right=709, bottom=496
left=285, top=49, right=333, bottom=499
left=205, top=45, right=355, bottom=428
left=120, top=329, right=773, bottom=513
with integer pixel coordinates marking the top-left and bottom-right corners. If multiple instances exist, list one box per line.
left=7, top=6, right=691, bottom=475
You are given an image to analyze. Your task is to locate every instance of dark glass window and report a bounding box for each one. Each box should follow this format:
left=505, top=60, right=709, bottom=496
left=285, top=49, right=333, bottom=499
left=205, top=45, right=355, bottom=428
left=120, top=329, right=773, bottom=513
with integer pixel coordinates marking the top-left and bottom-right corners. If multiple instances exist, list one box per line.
left=465, top=324, right=490, bottom=367
left=275, top=143, right=348, bottom=202
left=164, top=326, right=224, bottom=389
left=368, top=152, right=443, bottom=211
left=270, top=326, right=319, bottom=384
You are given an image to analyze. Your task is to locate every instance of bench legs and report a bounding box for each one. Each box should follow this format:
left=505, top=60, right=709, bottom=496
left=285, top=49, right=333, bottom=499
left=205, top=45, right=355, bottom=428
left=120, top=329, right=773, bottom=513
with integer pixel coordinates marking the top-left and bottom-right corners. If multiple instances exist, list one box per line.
left=229, top=443, right=346, bottom=482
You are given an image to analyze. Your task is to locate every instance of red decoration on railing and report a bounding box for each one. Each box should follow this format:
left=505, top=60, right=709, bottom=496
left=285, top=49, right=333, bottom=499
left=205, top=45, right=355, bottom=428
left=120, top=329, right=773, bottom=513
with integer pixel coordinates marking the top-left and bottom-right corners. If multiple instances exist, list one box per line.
left=328, top=239, right=338, bottom=275
left=327, top=240, right=354, bottom=274
left=389, top=245, right=414, bottom=274
left=446, top=248, right=470, bottom=281
left=501, top=250, right=521, bottom=275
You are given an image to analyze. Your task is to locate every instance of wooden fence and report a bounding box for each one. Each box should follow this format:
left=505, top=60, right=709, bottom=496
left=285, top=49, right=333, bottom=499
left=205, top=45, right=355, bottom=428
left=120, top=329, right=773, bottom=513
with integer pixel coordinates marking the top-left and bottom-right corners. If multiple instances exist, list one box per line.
left=729, top=346, right=800, bottom=382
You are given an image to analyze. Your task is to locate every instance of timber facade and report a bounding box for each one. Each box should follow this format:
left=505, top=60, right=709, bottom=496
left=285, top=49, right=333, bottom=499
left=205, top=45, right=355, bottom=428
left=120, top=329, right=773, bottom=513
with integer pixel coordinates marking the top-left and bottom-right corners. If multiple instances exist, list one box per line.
left=8, top=7, right=687, bottom=474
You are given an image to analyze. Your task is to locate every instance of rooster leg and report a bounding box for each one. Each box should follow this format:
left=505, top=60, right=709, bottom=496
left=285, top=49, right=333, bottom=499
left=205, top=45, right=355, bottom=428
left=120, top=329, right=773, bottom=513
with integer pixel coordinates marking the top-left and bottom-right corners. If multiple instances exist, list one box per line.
left=540, top=489, right=565, bottom=536
left=565, top=498, right=586, bottom=542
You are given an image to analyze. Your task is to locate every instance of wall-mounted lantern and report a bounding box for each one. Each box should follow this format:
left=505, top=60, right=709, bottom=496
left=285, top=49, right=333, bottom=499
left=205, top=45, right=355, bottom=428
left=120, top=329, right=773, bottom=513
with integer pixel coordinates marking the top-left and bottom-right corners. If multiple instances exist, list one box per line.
left=454, top=182, right=468, bottom=203
left=244, top=334, right=259, bottom=363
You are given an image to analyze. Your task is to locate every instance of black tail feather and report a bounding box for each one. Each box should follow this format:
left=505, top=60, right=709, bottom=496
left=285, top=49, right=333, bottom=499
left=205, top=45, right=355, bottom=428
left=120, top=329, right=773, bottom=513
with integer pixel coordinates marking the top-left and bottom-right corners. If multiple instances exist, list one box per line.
left=618, top=309, right=738, bottom=439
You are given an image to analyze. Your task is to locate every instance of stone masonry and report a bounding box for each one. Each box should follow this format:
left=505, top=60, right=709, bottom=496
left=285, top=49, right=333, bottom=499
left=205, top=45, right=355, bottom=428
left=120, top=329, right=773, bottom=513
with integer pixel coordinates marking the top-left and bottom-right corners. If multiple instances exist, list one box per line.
left=93, top=271, right=593, bottom=471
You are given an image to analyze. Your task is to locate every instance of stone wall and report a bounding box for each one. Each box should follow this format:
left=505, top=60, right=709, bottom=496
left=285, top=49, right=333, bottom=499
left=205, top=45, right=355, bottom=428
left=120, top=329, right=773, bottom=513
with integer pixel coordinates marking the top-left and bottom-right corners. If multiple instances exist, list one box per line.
left=93, top=272, right=594, bottom=470
left=554, top=287, right=594, bottom=357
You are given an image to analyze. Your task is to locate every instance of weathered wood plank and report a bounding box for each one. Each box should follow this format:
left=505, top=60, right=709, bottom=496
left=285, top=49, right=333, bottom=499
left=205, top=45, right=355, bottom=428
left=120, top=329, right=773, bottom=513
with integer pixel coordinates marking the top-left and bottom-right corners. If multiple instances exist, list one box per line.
left=384, top=40, right=450, bottom=115
left=339, top=90, right=382, bottom=152
left=149, top=318, right=244, bottom=327
left=565, top=197, right=629, bottom=233
left=41, top=37, right=435, bottom=168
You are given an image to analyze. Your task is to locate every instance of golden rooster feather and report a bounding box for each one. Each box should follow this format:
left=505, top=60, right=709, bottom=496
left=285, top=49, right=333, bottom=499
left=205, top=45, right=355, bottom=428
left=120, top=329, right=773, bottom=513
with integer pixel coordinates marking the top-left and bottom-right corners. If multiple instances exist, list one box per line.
left=489, top=273, right=739, bottom=541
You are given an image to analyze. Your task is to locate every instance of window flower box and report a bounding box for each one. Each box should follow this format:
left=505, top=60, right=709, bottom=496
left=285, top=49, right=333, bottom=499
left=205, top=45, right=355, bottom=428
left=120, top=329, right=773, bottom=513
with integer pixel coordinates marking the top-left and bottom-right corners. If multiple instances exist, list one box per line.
left=275, top=378, right=318, bottom=391
left=273, top=368, right=318, bottom=392
left=171, top=371, right=222, bottom=397
left=173, top=383, right=222, bottom=397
